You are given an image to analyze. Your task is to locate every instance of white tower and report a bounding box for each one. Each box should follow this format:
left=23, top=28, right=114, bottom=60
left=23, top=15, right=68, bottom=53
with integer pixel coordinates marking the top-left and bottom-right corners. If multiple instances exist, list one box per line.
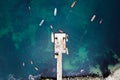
left=51, top=32, right=68, bottom=80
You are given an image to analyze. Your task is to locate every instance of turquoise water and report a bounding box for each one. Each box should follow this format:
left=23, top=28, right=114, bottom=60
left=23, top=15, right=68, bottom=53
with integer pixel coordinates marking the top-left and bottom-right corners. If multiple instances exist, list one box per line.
left=0, top=0, right=120, bottom=79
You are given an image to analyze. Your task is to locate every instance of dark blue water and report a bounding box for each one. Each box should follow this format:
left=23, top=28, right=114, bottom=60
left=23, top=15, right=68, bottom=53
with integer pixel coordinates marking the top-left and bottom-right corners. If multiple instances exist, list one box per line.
left=0, top=0, right=120, bottom=79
